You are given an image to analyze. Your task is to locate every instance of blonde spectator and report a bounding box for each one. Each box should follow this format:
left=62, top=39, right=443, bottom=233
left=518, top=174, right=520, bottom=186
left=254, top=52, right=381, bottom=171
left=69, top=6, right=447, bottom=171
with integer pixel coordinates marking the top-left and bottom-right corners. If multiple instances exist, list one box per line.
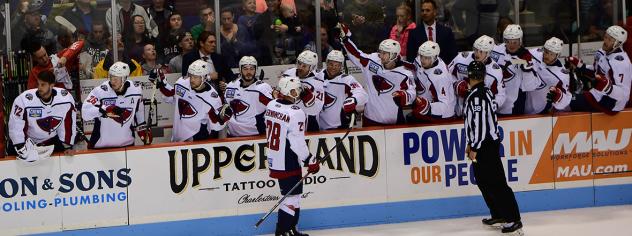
left=389, top=4, right=416, bottom=61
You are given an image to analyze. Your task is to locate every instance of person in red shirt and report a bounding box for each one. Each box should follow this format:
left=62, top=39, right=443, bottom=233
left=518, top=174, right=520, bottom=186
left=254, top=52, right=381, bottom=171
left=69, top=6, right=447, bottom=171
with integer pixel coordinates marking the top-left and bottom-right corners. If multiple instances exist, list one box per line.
left=26, top=39, right=84, bottom=90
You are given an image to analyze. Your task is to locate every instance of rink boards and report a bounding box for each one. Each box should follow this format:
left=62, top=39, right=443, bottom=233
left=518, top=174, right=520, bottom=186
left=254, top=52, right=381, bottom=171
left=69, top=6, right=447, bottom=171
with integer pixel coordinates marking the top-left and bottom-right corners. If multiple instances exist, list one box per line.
left=1, top=110, right=631, bottom=235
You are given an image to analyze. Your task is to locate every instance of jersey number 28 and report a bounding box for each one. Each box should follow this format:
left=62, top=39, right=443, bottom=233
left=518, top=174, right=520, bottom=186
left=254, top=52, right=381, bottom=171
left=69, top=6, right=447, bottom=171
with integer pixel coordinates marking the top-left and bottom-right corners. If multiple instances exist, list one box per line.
left=266, top=120, right=282, bottom=151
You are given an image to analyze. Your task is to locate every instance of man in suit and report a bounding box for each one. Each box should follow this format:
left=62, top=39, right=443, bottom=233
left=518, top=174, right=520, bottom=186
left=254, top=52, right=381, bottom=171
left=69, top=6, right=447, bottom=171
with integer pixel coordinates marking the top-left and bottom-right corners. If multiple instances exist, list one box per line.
left=406, top=0, right=457, bottom=63
left=182, top=31, right=236, bottom=94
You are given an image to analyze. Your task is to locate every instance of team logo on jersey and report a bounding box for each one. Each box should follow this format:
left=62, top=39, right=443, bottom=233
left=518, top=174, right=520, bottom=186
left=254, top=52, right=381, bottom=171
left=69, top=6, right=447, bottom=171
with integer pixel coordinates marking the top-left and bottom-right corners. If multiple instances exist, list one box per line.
left=36, top=116, right=63, bottom=133
left=29, top=108, right=43, bottom=118
left=615, top=55, right=624, bottom=61
left=368, top=61, right=381, bottom=74
left=323, top=92, right=337, bottom=109
left=229, top=99, right=250, bottom=116
left=434, top=68, right=442, bottom=75
left=177, top=99, right=198, bottom=119
left=456, top=64, right=468, bottom=74
left=461, top=52, right=470, bottom=58
left=61, top=90, right=68, bottom=96
left=101, top=99, right=117, bottom=106
left=211, top=92, right=219, bottom=98
left=25, top=94, right=33, bottom=100
left=490, top=51, right=502, bottom=62
left=371, top=75, right=394, bottom=95
left=225, top=88, right=237, bottom=98
left=101, top=85, right=108, bottom=91
left=176, top=86, right=187, bottom=97
left=492, top=64, right=500, bottom=70
left=110, top=108, right=134, bottom=125
left=502, top=67, right=516, bottom=81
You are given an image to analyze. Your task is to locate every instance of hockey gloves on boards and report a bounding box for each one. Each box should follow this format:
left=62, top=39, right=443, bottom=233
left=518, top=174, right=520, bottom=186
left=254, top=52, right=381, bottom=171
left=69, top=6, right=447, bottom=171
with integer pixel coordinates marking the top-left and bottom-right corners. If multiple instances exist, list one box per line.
left=14, top=138, right=54, bottom=164
left=412, top=97, right=432, bottom=120
left=137, top=126, right=153, bottom=145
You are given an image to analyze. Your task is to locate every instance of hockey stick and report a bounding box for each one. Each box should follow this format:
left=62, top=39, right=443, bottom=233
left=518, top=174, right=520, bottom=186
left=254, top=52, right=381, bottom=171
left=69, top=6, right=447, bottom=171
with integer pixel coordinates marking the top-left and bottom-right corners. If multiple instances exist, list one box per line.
left=332, top=0, right=349, bottom=74
left=254, top=112, right=356, bottom=228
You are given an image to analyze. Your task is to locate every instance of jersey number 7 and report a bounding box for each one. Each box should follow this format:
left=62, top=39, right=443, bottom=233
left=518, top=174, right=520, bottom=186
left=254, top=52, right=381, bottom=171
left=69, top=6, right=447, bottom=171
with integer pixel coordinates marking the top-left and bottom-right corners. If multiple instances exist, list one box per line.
left=266, top=120, right=281, bottom=151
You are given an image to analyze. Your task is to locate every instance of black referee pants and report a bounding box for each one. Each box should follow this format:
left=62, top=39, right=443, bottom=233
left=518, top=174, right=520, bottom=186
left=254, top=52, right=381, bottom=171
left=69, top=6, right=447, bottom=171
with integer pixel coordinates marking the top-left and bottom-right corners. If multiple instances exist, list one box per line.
left=473, top=139, right=521, bottom=222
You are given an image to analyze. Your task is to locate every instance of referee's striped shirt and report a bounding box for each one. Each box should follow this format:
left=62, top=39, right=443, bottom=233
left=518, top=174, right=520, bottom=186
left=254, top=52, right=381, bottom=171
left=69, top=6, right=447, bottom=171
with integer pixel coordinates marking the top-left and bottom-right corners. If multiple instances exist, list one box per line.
left=464, top=82, right=500, bottom=151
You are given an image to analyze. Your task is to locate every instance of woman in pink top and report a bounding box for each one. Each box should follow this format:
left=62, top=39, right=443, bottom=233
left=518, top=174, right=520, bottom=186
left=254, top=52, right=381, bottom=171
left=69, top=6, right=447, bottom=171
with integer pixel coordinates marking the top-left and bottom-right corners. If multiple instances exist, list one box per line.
left=389, top=4, right=416, bottom=61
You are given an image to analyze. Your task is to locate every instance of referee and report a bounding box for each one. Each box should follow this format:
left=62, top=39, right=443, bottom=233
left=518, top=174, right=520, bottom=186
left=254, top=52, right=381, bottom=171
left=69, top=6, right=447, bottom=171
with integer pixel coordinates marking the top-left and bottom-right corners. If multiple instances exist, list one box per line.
left=464, top=61, right=523, bottom=234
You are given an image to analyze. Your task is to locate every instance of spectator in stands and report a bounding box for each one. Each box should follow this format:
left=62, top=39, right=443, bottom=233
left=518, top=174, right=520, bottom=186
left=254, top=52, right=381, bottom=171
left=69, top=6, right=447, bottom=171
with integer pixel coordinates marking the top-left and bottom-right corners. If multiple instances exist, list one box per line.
left=93, top=35, right=143, bottom=79
left=584, top=0, right=614, bottom=41
left=342, top=0, right=385, bottom=53
left=191, top=6, right=216, bottom=41
left=61, top=0, right=103, bottom=34
left=82, top=21, right=110, bottom=68
left=125, top=15, right=155, bottom=63
left=389, top=4, right=416, bottom=61
left=158, top=12, right=186, bottom=64
left=451, top=0, right=514, bottom=46
left=182, top=31, right=236, bottom=92
left=13, top=5, right=57, bottom=54
left=220, top=8, right=248, bottom=69
left=304, top=26, right=341, bottom=62
left=406, top=0, right=457, bottom=63
left=237, top=0, right=264, bottom=59
left=169, top=32, right=194, bottom=73
left=495, top=17, right=514, bottom=43
left=254, top=0, right=301, bottom=65
left=141, top=44, right=169, bottom=75
left=146, top=0, right=174, bottom=33
left=106, top=0, right=158, bottom=39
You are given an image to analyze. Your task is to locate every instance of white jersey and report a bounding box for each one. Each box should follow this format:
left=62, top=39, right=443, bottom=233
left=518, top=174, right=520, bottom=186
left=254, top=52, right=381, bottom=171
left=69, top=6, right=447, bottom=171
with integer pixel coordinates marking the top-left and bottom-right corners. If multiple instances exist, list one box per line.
left=9, top=88, right=76, bottom=147
left=159, top=77, right=227, bottom=142
left=82, top=81, right=145, bottom=148
left=412, top=57, right=457, bottom=118
left=265, top=99, right=311, bottom=175
left=225, top=78, right=273, bottom=137
left=343, top=38, right=416, bottom=124
left=491, top=44, right=542, bottom=114
left=317, top=70, right=368, bottom=130
left=281, top=68, right=325, bottom=117
left=586, top=48, right=632, bottom=111
left=525, top=48, right=572, bottom=114
left=448, top=51, right=505, bottom=116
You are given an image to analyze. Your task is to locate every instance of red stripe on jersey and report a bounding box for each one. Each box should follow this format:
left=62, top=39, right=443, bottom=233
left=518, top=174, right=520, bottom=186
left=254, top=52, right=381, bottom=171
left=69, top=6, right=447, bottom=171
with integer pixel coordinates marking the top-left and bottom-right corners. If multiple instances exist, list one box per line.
left=64, top=104, right=75, bottom=144
left=343, top=39, right=369, bottom=67
left=160, top=87, right=175, bottom=97
left=259, top=92, right=272, bottom=106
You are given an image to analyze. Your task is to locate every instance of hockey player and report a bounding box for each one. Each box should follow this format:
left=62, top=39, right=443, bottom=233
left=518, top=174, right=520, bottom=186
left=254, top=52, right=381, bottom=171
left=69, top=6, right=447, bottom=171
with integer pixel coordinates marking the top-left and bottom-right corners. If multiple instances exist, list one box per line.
left=318, top=50, right=368, bottom=130
left=265, top=76, right=319, bottom=236
left=449, top=35, right=505, bottom=116
left=82, top=62, right=150, bottom=149
left=409, top=41, right=457, bottom=121
left=153, top=59, right=232, bottom=142
left=567, top=25, right=632, bottom=115
left=281, top=50, right=325, bottom=132
left=9, top=70, right=76, bottom=162
left=225, top=56, right=274, bottom=137
left=526, top=37, right=572, bottom=114
left=490, top=24, right=541, bottom=115
left=340, top=24, right=416, bottom=126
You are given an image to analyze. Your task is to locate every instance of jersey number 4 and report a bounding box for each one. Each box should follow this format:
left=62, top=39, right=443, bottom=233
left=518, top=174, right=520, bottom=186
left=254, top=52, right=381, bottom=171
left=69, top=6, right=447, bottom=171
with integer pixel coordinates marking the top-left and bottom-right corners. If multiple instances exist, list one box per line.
left=266, top=120, right=282, bottom=151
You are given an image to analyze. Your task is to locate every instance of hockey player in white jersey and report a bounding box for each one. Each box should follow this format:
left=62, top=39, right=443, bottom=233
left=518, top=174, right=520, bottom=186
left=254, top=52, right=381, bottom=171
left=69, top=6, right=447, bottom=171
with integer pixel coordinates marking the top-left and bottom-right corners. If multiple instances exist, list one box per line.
left=225, top=56, right=273, bottom=137
left=526, top=37, right=572, bottom=114
left=82, top=62, right=151, bottom=149
left=318, top=50, right=368, bottom=130
left=449, top=35, right=505, bottom=116
left=490, top=25, right=541, bottom=115
left=408, top=41, right=457, bottom=121
left=9, top=70, right=76, bottom=162
left=567, top=25, right=632, bottom=115
left=265, top=76, right=318, bottom=236
left=153, top=59, right=232, bottom=141
left=281, top=50, right=325, bottom=132
left=340, top=24, right=416, bottom=126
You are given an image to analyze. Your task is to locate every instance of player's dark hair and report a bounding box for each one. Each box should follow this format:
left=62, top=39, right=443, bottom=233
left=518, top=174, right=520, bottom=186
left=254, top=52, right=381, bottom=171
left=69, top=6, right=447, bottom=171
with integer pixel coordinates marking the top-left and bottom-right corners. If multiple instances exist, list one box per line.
left=37, top=70, right=56, bottom=84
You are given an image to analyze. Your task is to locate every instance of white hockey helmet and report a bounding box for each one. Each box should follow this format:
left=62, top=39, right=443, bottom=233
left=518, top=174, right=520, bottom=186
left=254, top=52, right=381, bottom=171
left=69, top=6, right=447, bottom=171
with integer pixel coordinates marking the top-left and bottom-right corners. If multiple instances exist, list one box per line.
left=278, top=76, right=302, bottom=100
left=239, top=56, right=258, bottom=69
left=109, top=61, right=130, bottom=79
left=544, top=37, right=564, bottom=55
left=188, top=59, right=211, bottom=78
left=606, top=25, right=628, bottom=48
left=473, top=35, right=495, bottom=52
left=418, top=41, right=440, bottom=60
left=326, top=50, right=345, bottom=63
left=503, top=24, right=523, bottom=41
left=379, top=39, right=401, bottom=62
left=297, top=50, right=319, bottom=70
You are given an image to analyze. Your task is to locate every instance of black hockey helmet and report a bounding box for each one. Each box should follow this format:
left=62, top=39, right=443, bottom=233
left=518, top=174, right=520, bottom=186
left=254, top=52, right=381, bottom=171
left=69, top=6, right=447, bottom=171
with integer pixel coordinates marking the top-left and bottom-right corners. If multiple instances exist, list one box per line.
left=467, top=61, right=486, bottom=80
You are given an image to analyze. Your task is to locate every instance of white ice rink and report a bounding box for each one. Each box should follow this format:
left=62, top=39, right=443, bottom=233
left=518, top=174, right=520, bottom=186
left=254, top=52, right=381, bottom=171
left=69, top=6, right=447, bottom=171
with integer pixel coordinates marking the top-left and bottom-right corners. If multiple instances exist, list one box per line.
left=284, top=205, right=632, bottom=236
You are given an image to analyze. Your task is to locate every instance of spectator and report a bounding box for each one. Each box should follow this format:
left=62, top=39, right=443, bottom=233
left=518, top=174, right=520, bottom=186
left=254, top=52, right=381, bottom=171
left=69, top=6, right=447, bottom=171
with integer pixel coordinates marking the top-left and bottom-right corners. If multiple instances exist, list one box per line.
left=168, top=32, right=194, bottom=73
left=584, top=0, right=614, bottom=41
left=237, top=0, right=263, bottom=59
left=253, top=0, right=301, bottom=65
left=406, top=0, right=457, bottom=63
left=342, top=0, right=385, bottom=52
left=389, top=4, right=416, bottom=60
left=146, top=0, right=174, bottom=33
left=61, top=0, right=103, bottom=34
left=182, top=31, right=236, bottom=90
left=93, top=35, right=143, bottom=79
left=220, top=8, right=249, bottom=68
left=82, top=21, right=110, bottom=69
left=141, top=44, right=169, bottom=75
left=304, top=26, right=342, bottom=62
left=13, top=5, right=57, bottom=54
left=452, top=0, right=514, bottom=45
left=191, top=6, right=216, bottom=41
left=106, top=0, right=159, bottom=39
left=495, top=16, right=514, bottom=43
left=158, top=11, right=186, bottom=64
left=125, top=15, right=154, bottom=63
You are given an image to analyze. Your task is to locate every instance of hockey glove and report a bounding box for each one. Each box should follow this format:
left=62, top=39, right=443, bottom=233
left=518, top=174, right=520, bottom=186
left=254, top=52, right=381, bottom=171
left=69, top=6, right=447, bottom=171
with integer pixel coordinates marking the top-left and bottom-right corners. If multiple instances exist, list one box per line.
left=454, top=80, right=469, bottom=98
left=219, top=104, right=233, bottom=123
left=305, top=154, right=320, bottom=174
left=594, top=74, right=613, bottom=94
left=546, top=87, right=563, bottom=103
left=392, top=90, right=409, bottom=107
left=300, top=86, right=316, bottom=107
left=137, top=127, right=153, bottom=145
left=566, top=56, right=584, bottom=69
left=343, top=97, right=357, bottom=113
left=148, top=68, right=166, bottom=88
left=412, top=97, right=432, bottom=120
left=339, top=23, right=352, bottom=40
